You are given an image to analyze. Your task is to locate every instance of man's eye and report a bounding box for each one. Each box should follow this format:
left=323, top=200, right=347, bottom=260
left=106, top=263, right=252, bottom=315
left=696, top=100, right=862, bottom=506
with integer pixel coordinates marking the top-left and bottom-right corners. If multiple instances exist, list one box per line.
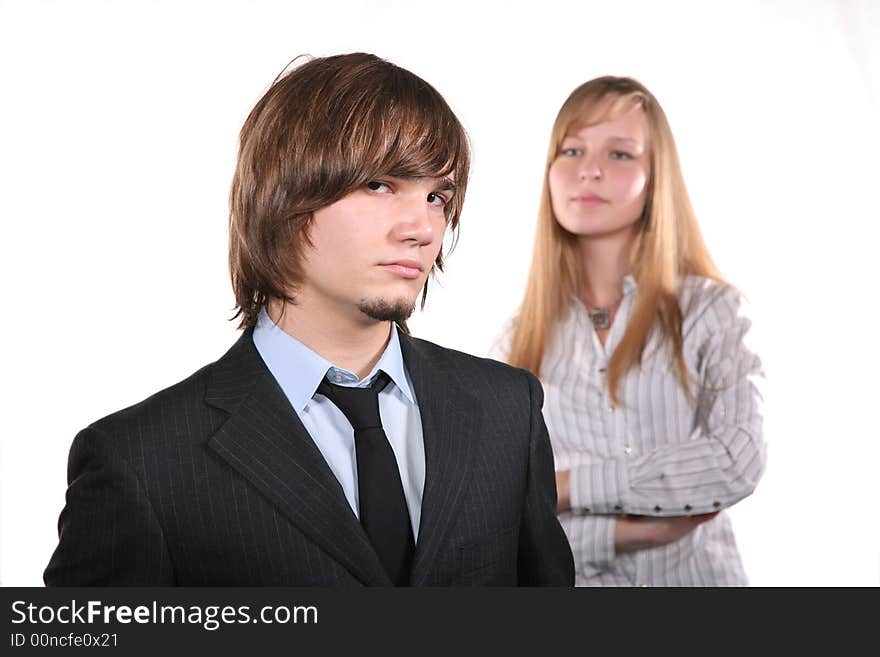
left=609, top=151, right=633, bottom=160
left=366, top=181, right=391, bottom=192
left=426, top=192, right=448, bottom=207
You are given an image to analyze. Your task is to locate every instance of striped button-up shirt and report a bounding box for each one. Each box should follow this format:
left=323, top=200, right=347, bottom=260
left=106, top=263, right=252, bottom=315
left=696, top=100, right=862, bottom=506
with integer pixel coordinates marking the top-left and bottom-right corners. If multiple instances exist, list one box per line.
left=490, top=276, right=767, bottom=586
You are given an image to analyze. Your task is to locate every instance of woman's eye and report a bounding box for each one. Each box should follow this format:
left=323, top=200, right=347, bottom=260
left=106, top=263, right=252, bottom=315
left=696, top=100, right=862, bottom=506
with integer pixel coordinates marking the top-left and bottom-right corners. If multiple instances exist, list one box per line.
left=366, top=181, right=391, bottom=192
left=609, top=150, right=633, bottom=160
left=560, top=147, right=582, bottom=157
left=426, top=192, right=448, bottom=207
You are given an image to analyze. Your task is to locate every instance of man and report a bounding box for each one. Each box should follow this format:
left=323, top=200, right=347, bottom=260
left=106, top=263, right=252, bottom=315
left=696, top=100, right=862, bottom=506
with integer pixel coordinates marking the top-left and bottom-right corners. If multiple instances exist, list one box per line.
left=44, top=53, right=574, bottom=586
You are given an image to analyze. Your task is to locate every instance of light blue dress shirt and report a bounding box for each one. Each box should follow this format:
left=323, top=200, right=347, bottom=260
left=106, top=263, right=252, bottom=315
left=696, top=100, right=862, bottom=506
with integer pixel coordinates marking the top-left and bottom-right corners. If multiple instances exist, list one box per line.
left=252, top=309, right=426, bottom=540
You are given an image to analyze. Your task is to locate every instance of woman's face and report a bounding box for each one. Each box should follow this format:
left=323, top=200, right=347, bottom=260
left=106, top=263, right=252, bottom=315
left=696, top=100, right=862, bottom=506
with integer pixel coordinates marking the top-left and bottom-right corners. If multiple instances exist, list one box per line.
left=548, top=104, right=649, bottom=240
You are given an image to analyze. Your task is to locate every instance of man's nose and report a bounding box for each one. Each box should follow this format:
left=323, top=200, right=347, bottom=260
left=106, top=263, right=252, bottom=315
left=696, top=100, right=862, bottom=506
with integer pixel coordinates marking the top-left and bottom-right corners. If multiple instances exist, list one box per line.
left=393, top=196, right=436, bottom=245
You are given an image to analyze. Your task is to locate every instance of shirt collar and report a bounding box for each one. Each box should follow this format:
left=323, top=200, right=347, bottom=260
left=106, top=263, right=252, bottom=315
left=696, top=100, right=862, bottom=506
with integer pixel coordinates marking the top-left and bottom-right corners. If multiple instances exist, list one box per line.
left=252, top=308, right=415, bottom=413
left=363, top=324, right=415, bottom=404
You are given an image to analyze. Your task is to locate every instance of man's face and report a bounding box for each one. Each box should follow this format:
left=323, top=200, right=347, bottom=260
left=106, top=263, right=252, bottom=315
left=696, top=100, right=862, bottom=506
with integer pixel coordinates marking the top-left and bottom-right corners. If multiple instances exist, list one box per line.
left=299, top=176, right=453, bottom=324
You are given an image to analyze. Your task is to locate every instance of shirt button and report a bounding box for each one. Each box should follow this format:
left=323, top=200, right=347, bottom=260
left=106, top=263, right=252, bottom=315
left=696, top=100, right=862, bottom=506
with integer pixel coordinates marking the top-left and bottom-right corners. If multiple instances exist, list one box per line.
left=684, top=504, right=693, bottom=512
left=623, top=446, right=632, bottom=455
left=654, top=505, right=662, bottom=512
left=598, top=367, right=607, bottom=374
left=614, top=505, right=622, bottom=511
left=713, top=501, right=721, bottom=508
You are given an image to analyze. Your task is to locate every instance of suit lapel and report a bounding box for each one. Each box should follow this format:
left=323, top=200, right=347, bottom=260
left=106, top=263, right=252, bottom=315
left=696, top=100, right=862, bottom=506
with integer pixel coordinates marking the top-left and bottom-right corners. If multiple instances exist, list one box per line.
left=399, top=331, right=481, bottom=586
left=204, top=330, right=390, bottom=586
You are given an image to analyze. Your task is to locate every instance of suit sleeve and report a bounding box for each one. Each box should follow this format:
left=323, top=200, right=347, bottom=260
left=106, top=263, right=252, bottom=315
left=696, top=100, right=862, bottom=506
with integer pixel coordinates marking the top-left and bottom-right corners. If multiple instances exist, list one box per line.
left=516, top=370, right=575, bottom=586
left=44, top=426, right=175, bottom=585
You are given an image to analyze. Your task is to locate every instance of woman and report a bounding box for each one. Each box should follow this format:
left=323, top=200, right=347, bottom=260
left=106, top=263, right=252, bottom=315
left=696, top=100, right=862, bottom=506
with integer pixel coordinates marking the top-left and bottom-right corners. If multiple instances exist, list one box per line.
left=490, top=77, right=766, bottom=586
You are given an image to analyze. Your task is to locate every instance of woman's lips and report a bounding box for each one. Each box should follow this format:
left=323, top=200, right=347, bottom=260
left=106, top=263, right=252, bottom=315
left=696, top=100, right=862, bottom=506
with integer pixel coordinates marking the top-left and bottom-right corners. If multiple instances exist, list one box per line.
left=572, top=194, right=609, bottom=205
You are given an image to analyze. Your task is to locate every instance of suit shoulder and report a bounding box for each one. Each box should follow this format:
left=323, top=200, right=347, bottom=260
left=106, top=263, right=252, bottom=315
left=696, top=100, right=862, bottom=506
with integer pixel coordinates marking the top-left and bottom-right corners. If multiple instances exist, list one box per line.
left=86, top=361, right=215, bottom=444
left=405, top=335, right=536, bottom=389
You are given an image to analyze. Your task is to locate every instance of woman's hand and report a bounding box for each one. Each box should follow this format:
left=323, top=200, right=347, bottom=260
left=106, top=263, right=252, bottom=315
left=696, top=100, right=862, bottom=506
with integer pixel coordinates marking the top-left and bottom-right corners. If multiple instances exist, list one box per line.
left=555, top=471, right=571, bottom=512
left=557, top=469, right=719, bottom=552
left=613, top=512, right=719, bottom=553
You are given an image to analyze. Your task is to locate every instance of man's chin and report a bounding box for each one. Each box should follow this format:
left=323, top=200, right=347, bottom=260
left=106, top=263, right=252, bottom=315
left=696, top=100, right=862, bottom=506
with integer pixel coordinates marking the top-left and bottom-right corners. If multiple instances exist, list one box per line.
left=357, top=297, right=416, bottom=323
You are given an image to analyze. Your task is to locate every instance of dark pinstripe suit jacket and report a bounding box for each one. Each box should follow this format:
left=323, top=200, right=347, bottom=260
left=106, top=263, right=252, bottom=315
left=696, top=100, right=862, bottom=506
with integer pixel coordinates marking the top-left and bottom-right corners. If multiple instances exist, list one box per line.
left=44, top=329, right=574, bottom=586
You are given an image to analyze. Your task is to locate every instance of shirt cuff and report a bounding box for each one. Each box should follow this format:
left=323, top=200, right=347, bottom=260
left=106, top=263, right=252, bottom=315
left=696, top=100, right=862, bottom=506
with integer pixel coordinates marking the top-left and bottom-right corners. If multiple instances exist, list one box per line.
left=569, top=459, right=629, bottom=514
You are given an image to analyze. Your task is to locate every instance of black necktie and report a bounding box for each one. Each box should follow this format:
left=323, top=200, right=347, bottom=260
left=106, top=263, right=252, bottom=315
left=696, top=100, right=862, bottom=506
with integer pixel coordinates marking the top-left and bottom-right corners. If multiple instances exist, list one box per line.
left=316, top=371, right=415, bottom=585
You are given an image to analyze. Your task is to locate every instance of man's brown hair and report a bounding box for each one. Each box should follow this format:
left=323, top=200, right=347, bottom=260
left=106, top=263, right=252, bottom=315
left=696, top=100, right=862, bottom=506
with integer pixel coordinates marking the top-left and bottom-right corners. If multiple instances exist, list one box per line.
left=229, top=52, right=471, bottom=329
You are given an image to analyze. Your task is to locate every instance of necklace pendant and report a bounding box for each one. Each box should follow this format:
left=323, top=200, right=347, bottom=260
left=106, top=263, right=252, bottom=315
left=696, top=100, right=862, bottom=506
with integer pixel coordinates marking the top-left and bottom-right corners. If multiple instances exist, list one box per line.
left=588, top=308, right=611, bottom=330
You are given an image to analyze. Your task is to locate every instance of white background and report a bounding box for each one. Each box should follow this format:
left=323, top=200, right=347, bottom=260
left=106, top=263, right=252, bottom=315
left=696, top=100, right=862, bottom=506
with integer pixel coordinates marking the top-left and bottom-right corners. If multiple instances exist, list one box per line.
left=1, top=0, right=878, bottom=586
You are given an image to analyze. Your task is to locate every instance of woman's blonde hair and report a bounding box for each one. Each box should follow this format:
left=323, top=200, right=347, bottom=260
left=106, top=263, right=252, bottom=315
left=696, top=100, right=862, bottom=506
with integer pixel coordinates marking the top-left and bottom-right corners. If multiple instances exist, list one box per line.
left=507, top=76, right=721, bottom=406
